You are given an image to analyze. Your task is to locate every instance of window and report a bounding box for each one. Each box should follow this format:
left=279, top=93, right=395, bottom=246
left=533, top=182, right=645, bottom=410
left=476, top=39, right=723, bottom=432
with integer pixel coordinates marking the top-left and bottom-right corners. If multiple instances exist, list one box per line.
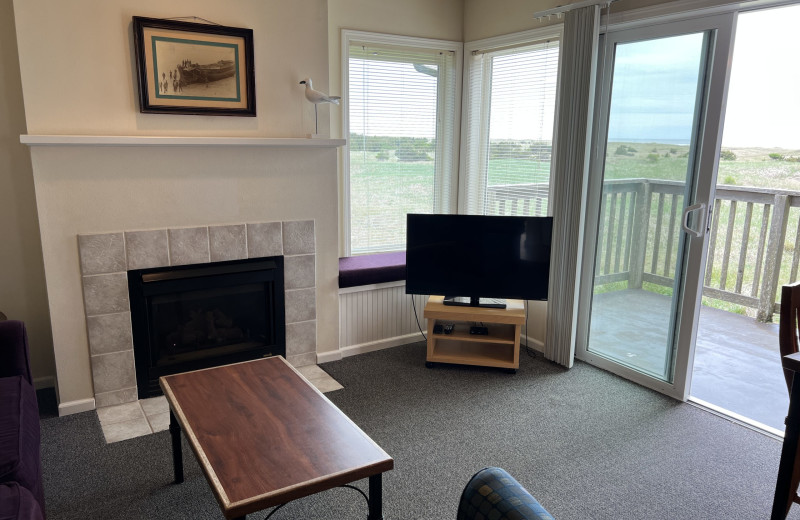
left=343, top=31, right=461, bottom=255
left=461, top=28, right=561, bottom=217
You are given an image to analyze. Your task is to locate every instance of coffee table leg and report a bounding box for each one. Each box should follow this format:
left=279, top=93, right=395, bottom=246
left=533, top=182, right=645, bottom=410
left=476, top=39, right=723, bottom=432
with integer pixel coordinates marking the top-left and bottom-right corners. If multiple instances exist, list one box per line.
left=368, top=473, right=383, bottom=520
left=169, top=411, right=184, bottom=484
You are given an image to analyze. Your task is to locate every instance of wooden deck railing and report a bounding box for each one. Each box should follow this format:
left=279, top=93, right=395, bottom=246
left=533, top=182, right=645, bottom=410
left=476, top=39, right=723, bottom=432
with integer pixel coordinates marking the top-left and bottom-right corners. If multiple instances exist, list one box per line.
left=487, top=180, right=800, bottom=322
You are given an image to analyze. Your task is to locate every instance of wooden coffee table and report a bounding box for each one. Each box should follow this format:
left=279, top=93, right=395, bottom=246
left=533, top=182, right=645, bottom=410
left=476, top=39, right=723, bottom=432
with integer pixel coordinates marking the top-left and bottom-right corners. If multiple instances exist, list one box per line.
left=160, top=356, right=394, bottom=519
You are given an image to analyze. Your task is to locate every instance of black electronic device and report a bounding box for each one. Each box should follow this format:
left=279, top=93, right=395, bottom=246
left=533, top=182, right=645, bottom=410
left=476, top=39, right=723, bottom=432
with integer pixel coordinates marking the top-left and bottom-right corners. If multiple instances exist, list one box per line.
left=433, top=324, right=444, bottom=334
left=443, top=324, right=454, bottom=334
left=469, top=326, right=489, bottom=335
left=405, top=214, right=552, bottom=308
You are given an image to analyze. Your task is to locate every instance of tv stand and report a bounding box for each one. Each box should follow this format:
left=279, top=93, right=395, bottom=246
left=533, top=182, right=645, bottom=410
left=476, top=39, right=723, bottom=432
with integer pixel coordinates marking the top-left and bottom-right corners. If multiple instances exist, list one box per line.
left=424, top=295, right=524, bottom=372
left=442, top=296, right=507, bottom=309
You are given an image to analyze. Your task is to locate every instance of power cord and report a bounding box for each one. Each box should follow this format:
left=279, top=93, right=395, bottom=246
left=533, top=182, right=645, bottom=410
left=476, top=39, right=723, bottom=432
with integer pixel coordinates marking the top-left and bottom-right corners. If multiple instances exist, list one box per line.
left=523, top=300, right=536, bottom=358
left=411, top=295, right=427, bottom=341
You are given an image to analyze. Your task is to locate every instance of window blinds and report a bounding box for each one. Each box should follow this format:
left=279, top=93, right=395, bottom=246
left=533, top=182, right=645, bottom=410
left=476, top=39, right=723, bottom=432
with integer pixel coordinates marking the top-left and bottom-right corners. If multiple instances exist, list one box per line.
left=462, top=39, right=560, bottom=217
left=347, top=43, right=457, bottom=255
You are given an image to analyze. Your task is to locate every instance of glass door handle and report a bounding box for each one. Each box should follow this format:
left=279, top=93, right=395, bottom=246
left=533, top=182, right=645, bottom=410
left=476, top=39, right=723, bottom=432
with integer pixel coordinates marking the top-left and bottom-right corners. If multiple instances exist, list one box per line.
left=682, top=202, right=707, bottom=238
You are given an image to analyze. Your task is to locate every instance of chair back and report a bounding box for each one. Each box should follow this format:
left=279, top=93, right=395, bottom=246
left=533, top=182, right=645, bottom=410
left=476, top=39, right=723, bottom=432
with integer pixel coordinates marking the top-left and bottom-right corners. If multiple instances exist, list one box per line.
left=780, top=281, right=800, bottom=394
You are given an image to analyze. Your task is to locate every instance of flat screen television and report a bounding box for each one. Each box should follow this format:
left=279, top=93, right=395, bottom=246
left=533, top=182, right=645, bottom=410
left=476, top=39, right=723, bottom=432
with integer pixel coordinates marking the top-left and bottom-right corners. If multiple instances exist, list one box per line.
left=405, top=213, right=553, bottom=308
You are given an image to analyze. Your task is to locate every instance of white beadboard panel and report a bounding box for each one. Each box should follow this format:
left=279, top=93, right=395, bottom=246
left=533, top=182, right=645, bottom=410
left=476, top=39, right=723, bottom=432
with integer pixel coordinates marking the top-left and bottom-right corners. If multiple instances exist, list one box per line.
left=339, top=284, right=428, bottom=351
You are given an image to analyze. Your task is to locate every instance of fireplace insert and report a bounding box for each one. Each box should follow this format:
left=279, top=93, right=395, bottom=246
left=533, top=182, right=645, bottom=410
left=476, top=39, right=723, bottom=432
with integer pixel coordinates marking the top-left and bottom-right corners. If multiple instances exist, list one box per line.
left=128, top=257, right=285, bottom=398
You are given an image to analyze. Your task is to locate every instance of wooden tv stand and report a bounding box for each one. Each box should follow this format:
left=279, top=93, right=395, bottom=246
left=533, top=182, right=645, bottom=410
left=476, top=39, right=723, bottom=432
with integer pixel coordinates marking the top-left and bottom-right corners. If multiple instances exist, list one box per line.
left=423, top=296, right=525, bottom=372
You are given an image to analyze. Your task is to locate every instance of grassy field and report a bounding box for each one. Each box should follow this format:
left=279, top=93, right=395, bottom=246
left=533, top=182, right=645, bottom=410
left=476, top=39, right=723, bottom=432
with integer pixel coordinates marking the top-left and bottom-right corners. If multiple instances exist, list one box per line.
left=350, top=142, right=800, bottom=318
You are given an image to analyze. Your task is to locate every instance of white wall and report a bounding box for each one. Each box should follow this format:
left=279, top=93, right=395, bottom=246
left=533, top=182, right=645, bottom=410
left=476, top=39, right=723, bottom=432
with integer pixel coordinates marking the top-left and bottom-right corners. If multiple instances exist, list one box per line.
left=13, top=0, right=339, bottom=408
left=0, top=1, right=55, bottom=384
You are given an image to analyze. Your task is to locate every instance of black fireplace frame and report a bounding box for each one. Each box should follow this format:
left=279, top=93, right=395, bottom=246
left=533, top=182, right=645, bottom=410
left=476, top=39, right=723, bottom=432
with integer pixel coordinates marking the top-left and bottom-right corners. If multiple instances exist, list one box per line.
left=128, top=257, right=286, bottom=398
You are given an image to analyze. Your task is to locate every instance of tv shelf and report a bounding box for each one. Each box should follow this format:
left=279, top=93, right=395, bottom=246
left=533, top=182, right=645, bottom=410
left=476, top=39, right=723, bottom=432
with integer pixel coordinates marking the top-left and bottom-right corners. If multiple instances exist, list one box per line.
left=423, top=296, right=525, bottom=372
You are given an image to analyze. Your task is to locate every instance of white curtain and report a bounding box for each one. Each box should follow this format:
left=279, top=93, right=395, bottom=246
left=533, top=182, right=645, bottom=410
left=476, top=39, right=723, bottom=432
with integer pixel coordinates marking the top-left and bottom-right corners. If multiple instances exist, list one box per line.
left=544, top=5, right=600, bottom=367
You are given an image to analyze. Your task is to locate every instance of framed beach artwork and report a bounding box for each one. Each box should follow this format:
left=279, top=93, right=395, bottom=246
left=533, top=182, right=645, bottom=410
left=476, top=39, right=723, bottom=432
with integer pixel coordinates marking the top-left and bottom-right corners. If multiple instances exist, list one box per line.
left=132, top=16, right=256, bottom=116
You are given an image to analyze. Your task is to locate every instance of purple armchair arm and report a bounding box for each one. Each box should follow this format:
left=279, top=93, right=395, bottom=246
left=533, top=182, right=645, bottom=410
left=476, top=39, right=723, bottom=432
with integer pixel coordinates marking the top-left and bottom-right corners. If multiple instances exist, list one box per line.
left=0, top=320, right=34, bottom=384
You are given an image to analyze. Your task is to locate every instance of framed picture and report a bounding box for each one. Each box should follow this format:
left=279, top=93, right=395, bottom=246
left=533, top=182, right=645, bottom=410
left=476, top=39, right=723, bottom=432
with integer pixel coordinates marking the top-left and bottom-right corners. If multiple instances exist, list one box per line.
left=133, top=16, right=256, bottom=116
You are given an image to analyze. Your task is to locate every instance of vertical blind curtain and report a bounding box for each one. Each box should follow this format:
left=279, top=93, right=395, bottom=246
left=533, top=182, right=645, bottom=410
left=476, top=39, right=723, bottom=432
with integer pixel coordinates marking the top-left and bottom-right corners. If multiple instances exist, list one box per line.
left=462, top=40, right=560, bottom=216
left=544, top=5, right=600, bottom=367
left=348, top=44, right=457, bottom=255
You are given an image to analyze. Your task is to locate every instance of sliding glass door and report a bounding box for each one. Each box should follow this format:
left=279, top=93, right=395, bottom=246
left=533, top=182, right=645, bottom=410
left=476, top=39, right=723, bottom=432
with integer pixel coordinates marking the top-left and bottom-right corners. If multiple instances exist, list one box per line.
left=577, top=15, right=736, bottom=400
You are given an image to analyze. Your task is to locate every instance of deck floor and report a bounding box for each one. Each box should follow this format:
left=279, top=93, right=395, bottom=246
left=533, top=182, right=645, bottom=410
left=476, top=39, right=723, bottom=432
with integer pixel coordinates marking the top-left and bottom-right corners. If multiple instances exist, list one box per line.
left=588, top=289, right=787, bottom=431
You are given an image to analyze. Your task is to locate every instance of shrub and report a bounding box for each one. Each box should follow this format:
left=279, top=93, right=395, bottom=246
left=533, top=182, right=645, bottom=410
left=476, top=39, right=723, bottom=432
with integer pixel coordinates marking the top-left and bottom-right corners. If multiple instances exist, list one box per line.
left=375, top=151, right=390, bottom=161
left=646, top=153, right=659, bottom=162
left=723, top=175, right=736, bottom=185
left=670, top=148, right=678, bottom=154
left=614, top=145, right=636, bottom=156
left=769, top=152, right=785, bottom=161
left=395, top=146, right=431, bottom=162
left=720, top=149, right=736, bottom=161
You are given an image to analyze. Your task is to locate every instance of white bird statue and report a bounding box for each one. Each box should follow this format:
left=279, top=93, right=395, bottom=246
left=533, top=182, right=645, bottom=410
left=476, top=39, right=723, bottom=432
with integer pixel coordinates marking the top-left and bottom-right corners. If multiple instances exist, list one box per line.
left=300, top=78, right=340, bottom=105
left=299, top=78, right=340, bottom=136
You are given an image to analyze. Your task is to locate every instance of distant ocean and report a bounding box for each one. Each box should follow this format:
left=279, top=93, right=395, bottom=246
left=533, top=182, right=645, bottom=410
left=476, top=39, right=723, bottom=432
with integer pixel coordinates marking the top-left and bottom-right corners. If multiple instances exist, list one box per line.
left=609, top=137, right=690, bottom=145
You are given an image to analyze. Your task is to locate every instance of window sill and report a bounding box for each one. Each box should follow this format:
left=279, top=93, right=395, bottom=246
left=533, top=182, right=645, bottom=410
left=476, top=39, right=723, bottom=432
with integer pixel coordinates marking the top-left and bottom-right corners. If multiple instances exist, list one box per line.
left=338, top=251, right=406, bottom=288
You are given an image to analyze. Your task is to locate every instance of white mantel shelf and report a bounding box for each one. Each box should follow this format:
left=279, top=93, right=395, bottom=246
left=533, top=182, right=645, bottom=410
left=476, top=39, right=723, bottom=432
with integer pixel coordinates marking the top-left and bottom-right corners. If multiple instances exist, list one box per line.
left=20, top=135, right=346, bottom=148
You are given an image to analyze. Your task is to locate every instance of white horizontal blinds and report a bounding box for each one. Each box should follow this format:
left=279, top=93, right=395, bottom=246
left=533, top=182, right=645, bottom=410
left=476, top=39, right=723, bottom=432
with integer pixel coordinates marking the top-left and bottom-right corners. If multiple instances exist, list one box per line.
left=463, top=39, right=560, bottom=217
left=348, top=43, right=456, bottom=255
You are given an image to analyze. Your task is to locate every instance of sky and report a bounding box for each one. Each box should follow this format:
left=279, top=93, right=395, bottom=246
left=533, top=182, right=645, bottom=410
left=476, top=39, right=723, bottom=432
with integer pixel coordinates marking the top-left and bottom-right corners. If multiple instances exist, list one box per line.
left=602, top=3, right=800, bottom=149
left=348, top=3, right=800, bottom=150
left=721, top=3, right=800, bottom=149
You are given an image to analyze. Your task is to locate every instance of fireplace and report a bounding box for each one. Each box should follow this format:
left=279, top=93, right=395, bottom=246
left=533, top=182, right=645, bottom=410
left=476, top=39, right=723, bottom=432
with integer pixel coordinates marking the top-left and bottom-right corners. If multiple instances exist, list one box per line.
left=128, top=257, right=286, bottom=398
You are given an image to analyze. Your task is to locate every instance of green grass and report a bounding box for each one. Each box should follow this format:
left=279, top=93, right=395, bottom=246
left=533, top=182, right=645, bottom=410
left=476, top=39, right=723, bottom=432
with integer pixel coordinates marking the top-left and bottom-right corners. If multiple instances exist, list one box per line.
left=595, top=141, right=800, bottom=319
left=351, top=142, right=800, bottom=320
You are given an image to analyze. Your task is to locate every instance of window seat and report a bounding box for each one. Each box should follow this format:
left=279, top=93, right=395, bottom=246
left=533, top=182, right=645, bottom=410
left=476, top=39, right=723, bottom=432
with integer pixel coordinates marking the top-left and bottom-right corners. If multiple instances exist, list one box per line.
left=338, top=251, right=406, bottom=288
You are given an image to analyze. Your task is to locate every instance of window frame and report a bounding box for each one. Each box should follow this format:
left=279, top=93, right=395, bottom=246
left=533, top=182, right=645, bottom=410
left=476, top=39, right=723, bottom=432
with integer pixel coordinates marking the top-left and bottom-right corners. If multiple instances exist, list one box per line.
left=341, top=30, right=463, bottom=257
left=460, top=25, right=563, bottom=217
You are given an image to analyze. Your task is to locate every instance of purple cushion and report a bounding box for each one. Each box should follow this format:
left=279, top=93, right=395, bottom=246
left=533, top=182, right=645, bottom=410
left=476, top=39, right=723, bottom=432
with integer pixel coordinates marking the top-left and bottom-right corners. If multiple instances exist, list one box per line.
left=0, top=482, right=43, bottom=520
left=338, top=252, right=406, bottom=288
left=0, top=322, right=32, bottom=384
left=0, top=377, right=43, bottom=515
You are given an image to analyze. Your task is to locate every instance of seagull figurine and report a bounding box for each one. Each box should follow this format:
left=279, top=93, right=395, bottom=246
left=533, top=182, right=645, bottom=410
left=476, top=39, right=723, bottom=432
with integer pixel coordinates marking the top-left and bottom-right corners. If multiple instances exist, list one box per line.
left=299, top=78, right=341, bottom=136
left=299, top=78, right=340, bottom=105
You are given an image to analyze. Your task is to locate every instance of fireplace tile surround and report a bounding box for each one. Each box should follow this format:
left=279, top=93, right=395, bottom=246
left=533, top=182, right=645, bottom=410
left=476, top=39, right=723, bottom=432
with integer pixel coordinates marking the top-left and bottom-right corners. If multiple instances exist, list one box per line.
left=78, top=220, right=317, bottom=409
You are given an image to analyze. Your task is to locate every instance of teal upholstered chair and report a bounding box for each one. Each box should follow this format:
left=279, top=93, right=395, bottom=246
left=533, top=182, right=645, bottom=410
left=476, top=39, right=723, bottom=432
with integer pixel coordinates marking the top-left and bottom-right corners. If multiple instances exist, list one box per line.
left=457, top=467, right=554, bottom=520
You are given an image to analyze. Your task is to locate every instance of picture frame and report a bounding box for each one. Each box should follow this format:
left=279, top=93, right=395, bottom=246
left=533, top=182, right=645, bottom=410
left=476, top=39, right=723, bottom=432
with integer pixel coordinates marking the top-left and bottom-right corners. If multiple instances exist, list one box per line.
left=132, top=16, right=256, bottom=116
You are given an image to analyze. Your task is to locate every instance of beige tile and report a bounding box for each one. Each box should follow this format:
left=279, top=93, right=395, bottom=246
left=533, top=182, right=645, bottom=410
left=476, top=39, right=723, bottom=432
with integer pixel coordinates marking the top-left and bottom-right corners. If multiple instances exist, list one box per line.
left=82, top=273, right=130, bottom=316
left=287, top=352, right=317, bottom=368
left=102, top=417, right=152, bottom=444
left=282, top=220, right=315, bottom=255
left=297, top=365, right=343, bottom=393
left=285, top=254, right=315, bottom=289
left=168, top=227, right=209, bottom=266
left=125, top=229, right=169, bottom=270
left=94, top=387, right=138, bottom=408
left=209, top=224, right=247, bottom=262
left=247, top=222, right=283, bottom=258
left=140, top=395, right=169, bottom=417
left=285, top=288, right=316, bottom=323
left=86, top=312, right=132, bottom=355
left=78, top=233, right=126, bottom=275
left=91, top=351, right=136, bottom=394
left=286, top=320, right=316, bottom=356
left=147, top=412, right=170, bottom=433
left=97, top=401, right=145, bottom=425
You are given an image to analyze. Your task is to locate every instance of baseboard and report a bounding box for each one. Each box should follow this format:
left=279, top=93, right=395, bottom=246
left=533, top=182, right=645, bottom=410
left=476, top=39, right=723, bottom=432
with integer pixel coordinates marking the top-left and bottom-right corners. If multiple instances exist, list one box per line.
left=57, top=397, right=95, bottom=416
left=521, top=335, right=545, bottom=354
left=338, top=332, right=424, bottom=359
left=318, top=332, right=425, bottom=365
left=316, top=350, right=343, bottom=364
left=33, top=376, right=55, bottom=390
left=321, top=333, right=544, bottom=365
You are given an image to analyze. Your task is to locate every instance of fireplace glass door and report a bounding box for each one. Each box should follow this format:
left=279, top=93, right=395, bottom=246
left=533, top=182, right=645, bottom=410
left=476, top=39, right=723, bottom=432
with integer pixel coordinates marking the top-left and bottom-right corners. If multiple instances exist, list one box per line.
left=129, top=257, right=285, bottom=398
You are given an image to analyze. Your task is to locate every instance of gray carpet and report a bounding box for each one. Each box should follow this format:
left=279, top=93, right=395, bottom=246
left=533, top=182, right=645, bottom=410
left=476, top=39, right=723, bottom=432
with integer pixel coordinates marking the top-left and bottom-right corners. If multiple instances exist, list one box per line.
left=39, top=341, right=800, bottom=519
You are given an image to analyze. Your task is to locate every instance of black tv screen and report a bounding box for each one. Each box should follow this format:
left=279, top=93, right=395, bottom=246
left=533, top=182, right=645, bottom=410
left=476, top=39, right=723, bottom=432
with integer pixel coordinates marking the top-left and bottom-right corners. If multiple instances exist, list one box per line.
left=405, top=213, right=552, bottom=305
